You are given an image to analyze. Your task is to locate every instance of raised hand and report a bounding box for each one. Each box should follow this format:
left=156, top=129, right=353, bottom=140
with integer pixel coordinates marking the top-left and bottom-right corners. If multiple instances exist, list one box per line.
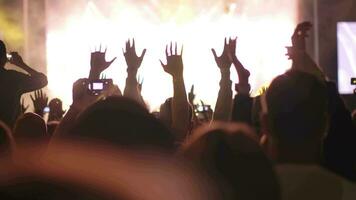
left=292, top=21, right=312, bottom=51
left=212, top=38, right=232, bottom=69
left=20, top=98, right=29, bottom=114
left=30, top=90, right=48, bottom=116
left=227, top=37, right=250, bottom=85
left=8, top=52, right=25, bottom=67
left=160, top=42, right=184, bottom=78
left=90, top=46, right=116, bottom=79
left=123, top=39, right=146, bottom=73
left=289, top=22, right=325, bottom=81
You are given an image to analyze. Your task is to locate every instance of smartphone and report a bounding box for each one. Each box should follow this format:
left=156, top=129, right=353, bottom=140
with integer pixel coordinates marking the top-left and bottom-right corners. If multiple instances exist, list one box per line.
left=88, top=79, right=113, bottom=96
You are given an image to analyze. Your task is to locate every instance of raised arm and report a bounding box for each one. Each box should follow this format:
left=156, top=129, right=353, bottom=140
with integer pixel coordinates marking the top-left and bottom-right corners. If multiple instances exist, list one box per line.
left=228, top=38, right=253, bottom=124
left=211, top=38, right=233, bottom=122
left=288, top=22, right=325, bottom=81
left=123, top=39, right=146, bottom=106
left=160, top=42, right=189, bottom=141
left=9, top=52, right=47, bottom=92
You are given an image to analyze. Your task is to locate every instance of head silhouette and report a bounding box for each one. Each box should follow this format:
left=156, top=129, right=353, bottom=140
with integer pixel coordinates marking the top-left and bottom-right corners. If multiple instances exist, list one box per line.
left=181, top=123, right=281, bottom=200
left=49, top=98, right=63, bottom=112
left=71, top=96, right=175, bottom=152
left=265, top=70, right=328, bottom=162
left=13, top=113, right=48, bottom=144
left=48, top=98, right=65, bottom=121
left=0, top=40, right=6, bottom=68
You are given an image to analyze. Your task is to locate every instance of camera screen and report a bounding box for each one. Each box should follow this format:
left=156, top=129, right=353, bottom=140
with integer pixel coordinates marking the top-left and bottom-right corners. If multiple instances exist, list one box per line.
left=92, top=82, right=104, bottom=90
left=337, top=22, right=356, bottom=94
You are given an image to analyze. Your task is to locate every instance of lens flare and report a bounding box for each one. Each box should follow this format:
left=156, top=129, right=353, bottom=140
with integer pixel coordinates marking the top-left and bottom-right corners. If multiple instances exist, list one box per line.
left=46, top=0, right=297, bottom=111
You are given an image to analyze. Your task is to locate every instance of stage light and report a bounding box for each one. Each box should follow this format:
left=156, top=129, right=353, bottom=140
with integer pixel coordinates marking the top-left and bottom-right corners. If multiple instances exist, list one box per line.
left=46, top=0, right=297, bottom=111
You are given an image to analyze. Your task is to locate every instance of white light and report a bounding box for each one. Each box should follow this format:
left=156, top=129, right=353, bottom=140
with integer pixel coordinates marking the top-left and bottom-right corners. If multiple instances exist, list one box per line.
left=46, top=0, right=297, bottom=111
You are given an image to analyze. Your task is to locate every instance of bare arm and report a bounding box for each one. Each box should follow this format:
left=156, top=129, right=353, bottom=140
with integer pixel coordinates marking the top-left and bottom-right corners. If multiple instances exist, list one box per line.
left=123, top=39, right=146, bottom=106
left=9, top=52, right=48, bottom=92
left=212, top=38, right=233, bottom=121
left=228, top=38, right=253, bottom=124
left=160, top=43, right=190, bottom=141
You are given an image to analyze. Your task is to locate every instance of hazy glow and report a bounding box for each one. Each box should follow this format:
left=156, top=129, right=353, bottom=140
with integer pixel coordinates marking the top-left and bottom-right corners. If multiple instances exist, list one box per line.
left=46, top=0, right=297, bottom=111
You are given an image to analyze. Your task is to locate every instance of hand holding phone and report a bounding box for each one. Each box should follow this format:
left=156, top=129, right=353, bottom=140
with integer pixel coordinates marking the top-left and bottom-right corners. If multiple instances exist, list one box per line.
left=88, top=79, right=113, bottom=96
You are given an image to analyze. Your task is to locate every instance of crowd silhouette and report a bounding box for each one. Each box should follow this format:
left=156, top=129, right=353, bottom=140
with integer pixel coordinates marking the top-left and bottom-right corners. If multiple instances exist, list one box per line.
left=0, top=21, right=355, bottom=200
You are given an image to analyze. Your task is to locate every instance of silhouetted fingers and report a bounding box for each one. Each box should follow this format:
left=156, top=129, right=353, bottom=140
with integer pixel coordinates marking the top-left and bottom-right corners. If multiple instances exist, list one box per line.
left=159, top=60, right=166, bottom=70
left=211, top=48, right=218, bottom=59
left=30, top=94, right=35, bottom=102
left=170, top=42, right=173, bottom=56
left=180, top=45, right=183, bottom=55
left=190, top=85, right=194, bottom=93
left=108, top=57, right=117, bottom=65
left=165, top=45, right=169, bottom=57
left=175, top=42, right=177, bottom=55
left=132, top=38, right=135, bottom=49
left=126, top=40, right=130, bottom=52
left=200, top=100, right=206, bottom=107
left=140, top=49, right=147, bottom=59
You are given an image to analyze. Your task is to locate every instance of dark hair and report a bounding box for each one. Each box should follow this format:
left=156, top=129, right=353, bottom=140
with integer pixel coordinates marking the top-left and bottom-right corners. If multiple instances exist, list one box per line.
left=13, top=113, right=48, bottom=143
left=181, top=123, right=281, bottom=200
left=266, top=70, right=328, bottom=147
left=0, top=40, right=6, bottom=67
left=71, top=96, right=175, bottom=152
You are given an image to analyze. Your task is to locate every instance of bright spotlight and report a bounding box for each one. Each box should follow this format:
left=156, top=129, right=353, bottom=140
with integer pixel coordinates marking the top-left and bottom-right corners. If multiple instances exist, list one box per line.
left=46, top=0, right=297, bottom=111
